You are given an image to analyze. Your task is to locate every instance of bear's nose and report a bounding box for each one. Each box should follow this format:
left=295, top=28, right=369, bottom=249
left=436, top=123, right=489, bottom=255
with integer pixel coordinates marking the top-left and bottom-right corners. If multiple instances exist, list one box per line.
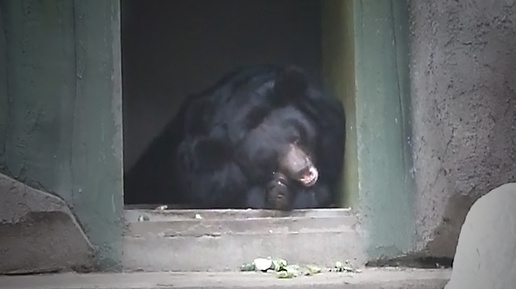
left=298, top=166, right=318, bottom=187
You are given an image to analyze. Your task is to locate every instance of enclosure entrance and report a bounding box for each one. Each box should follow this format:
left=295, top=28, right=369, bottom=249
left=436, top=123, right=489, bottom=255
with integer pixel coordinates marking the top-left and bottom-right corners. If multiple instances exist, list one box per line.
left=121, top=0, right=355, bottom=209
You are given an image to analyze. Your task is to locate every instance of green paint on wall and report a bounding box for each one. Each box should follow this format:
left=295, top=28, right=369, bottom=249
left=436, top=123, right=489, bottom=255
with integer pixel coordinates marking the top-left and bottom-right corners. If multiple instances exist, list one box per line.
left=0, top=0, right=77, bottom=201
left=321, top=0, right=358, bottom=208
left=71, top=0, right=123, bottom=270
left=0, top=2, right=7, bottom=168
left=322, top=0, right=415, bottom=259
left=0, top=0, right=123, bottom=270
left=353, top=0, right=415, bottom=259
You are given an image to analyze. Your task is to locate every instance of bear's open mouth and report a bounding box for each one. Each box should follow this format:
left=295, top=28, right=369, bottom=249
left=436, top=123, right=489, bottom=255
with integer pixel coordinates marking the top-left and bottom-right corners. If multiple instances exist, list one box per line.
left=298, top=166, right=318, bottom=187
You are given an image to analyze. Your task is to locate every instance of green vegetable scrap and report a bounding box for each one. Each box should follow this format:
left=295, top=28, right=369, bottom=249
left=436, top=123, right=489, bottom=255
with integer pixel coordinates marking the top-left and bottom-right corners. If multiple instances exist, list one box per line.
left=275, top=264, right=298, bottom=278
left=331, top=260, right=362, bottom=273
left=240, top=257, right=358, bottom=279
left=305, top=264, right=321, bottom=275
left=276, top=270, right=295, bottom=278
left=271, top=258, right=288, bottom=271
left=238, top=258, right=294, bottom=276
left=239, top=263, right=256, bottom=272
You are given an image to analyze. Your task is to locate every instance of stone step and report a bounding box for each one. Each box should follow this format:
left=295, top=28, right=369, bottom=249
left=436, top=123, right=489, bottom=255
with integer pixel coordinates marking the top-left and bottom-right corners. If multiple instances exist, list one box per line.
left=0, top=269, right=452, bottom=289
left=124, top=207, right=355, bottom=221
left=126, top=216, right=358, bottom=236
left=122, top=208, right=366, bottom=272
left=127, top=220, right=356, bottom=237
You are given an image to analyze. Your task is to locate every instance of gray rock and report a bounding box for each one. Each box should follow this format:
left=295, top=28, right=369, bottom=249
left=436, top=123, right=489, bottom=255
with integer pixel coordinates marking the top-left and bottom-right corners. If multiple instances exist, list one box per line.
left=445, top=183, right=516, bottom=289
left=0, top=173, right=94, bottom=274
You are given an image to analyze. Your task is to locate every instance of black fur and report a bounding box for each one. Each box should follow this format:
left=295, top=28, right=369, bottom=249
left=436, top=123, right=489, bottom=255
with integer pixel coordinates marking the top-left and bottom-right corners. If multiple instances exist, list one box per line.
left=125, top=65, right=345, bottom=210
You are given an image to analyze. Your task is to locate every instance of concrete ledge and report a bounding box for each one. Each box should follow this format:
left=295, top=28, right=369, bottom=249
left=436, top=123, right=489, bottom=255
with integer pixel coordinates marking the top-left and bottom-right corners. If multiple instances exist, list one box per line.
left=0, top=268, right=451, bottom=289
left=122, top=208, right=366, bottom=272
left=124, top=207, right=357, bottom=220
left=0, top=173, right=94, bottom=274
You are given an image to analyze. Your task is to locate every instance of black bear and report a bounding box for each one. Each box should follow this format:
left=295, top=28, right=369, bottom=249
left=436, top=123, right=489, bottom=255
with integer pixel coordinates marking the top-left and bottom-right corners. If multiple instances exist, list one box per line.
left=124, top=65, right=345, bottom=210
left=174, top=65, right=345, bottom=210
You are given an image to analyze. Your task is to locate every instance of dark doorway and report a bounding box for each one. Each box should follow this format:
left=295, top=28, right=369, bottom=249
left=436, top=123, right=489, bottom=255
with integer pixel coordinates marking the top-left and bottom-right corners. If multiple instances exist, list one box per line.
left=121, top=0, right=324, bottom=206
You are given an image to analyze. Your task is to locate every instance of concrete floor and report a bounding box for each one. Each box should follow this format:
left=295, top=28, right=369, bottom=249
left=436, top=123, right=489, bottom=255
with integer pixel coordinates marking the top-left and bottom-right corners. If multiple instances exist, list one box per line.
left=0, top=268, right=451, bottom=289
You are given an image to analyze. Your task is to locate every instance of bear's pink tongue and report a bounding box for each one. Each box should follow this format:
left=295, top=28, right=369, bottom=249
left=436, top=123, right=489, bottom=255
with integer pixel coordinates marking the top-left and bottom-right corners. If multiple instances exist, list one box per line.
left=299, top=167, right=318, bottom=187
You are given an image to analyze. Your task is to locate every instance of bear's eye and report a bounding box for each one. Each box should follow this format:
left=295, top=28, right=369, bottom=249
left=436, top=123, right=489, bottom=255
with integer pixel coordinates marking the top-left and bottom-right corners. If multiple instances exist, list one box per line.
left=245, top=107, right=269, bottom=130
left=289, top=134, right=300, bottom=144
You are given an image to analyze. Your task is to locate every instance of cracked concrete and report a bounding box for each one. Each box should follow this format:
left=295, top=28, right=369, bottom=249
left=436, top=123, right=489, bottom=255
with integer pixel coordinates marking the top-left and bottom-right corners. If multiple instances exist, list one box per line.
left=0, top=173, right=94, bottom=274
left=409, top=0, right=516, bottom=258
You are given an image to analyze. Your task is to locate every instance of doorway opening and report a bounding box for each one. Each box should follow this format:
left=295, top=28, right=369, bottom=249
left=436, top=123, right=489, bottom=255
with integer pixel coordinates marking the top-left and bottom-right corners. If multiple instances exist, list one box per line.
left=120, top=0, right=353, bottom=209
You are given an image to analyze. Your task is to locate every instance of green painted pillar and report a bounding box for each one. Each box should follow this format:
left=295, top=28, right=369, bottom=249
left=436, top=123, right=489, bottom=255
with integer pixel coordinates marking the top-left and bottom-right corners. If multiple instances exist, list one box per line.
left=354, top=0, right=415, bottom=259
left=0, top=0, right=123, bottom=269
left=323, top=0, right=415, bottom=260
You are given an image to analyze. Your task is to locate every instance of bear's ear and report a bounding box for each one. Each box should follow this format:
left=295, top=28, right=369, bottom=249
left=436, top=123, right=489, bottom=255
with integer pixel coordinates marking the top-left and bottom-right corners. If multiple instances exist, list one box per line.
left=274, top=66, right=309, bottom=100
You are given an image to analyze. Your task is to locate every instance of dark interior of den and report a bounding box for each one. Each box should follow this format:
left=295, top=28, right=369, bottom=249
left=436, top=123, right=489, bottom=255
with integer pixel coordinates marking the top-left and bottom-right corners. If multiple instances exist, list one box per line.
left=121, top=0, right=346, bottom=210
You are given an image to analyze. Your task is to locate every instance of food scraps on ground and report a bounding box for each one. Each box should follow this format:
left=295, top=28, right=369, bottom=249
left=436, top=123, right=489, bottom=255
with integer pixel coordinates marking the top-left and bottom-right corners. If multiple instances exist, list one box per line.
left=240, top=257, right=361, bottom=278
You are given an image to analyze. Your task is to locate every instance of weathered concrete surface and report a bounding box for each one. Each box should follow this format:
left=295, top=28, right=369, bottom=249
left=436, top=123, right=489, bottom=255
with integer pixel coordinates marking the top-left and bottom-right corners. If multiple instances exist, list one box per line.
left=0, top=1, right=124, bottom=269
left=445, top=183, right=516, bottom=289
left=122, top=208, right=366, bottom=272
left=0, top=173, right=93, bottom=274
left=0, top=268, right=451, bottom=289
left=408, top=0, right=516, bottom=258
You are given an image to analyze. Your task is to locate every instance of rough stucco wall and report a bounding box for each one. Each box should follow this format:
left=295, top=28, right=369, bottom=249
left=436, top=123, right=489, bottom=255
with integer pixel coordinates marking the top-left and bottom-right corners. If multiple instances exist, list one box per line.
left=409, top=0, right=516, bottom=257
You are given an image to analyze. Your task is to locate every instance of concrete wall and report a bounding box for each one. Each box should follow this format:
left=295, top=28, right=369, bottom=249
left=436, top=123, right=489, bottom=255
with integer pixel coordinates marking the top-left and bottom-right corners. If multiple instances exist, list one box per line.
left=409, top=0, right=516, bottom=257
left=0, top=173, right=94, bottom=274
left=0, top=0, right=123, bottom=269
left=121, top=0, right=323, bottom=172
